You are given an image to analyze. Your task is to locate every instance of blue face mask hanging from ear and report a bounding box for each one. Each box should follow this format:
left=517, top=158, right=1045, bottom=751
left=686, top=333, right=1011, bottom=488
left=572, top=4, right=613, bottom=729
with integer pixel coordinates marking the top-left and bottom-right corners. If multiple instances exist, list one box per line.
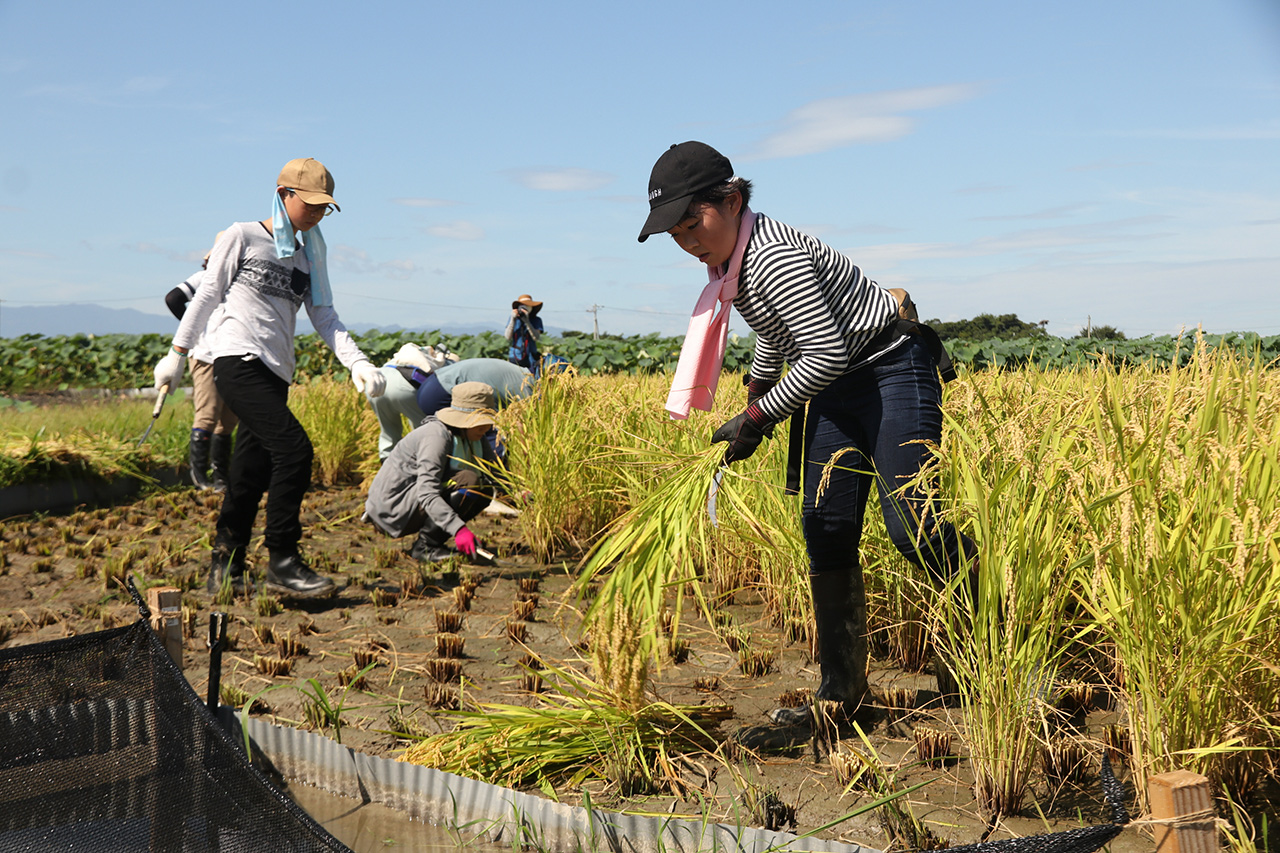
left=271, top=189, right=334, bottom=307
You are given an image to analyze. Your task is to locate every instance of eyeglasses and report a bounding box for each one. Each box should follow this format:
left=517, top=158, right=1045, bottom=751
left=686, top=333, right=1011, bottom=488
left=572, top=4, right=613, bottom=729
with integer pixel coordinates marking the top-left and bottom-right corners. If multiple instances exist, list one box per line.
left=286, top=189, right=335, bottom=216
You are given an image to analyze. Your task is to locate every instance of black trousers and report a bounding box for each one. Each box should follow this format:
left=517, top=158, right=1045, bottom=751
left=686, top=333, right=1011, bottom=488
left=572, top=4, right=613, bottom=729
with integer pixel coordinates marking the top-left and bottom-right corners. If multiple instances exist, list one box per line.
left=212, top=356, right=313, bottom=555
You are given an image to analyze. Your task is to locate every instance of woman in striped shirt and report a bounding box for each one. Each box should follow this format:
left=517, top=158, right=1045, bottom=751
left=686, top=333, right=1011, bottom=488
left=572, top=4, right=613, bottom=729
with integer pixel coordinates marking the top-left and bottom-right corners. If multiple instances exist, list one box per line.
left=640, top=141, right=974, bottom=735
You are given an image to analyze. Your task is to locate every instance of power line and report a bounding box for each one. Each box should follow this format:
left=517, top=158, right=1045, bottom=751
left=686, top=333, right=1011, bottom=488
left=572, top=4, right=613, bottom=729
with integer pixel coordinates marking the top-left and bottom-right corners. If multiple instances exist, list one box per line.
left=1, top=296, right=160, bottom=305
left=330, top=292, right=691, bottom=317
left=591, top=304, right=688, bottom=317
left=6, top=293, right=1273, bottom=331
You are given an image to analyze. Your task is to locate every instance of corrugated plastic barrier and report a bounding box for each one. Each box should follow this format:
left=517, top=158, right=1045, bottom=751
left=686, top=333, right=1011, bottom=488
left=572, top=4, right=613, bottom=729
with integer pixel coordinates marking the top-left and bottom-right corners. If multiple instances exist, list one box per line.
left=217, top=707, right=876, bottom=853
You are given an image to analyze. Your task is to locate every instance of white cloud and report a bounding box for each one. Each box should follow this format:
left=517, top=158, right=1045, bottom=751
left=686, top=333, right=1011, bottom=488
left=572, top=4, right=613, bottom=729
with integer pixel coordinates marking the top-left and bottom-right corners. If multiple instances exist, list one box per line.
left=505, top=168, right=614, bottom=192
left=328, top=245, right=417, bottom=280
left=973, top=203, right=1093, bottom=222
left=843, top=215, right=1175, bottom=270
left=426, top=221, right=485, bottom=241
left=742, top=84, right=983, bottom=160
left=121, top=241, right=203, bottom=264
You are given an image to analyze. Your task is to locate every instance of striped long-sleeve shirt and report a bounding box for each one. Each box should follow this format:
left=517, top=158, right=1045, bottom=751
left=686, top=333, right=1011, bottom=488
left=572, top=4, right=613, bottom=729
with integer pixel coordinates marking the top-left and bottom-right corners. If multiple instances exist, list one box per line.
left=735, top=213, right=905, bottom=420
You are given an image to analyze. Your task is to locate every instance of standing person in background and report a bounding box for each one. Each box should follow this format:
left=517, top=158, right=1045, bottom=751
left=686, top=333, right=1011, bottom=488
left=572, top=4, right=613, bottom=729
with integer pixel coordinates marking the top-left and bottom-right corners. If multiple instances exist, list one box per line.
left=638, top=141, right=974, bottom=739
left=154, top=157, right=387, bottom=599
left=504, top=294, right=543, bottom=375
left=164, top=232, right=238, bottom=492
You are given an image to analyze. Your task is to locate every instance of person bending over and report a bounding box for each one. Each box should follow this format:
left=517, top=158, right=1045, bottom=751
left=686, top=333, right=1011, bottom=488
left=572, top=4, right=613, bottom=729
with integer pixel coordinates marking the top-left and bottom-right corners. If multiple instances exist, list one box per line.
left=639, top=141, right=975, bottom=737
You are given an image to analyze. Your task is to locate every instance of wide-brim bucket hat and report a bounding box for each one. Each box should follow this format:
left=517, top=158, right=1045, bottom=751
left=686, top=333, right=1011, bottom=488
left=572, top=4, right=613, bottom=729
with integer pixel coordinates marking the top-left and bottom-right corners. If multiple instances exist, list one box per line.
left=436, top=382, right=498, bottom=430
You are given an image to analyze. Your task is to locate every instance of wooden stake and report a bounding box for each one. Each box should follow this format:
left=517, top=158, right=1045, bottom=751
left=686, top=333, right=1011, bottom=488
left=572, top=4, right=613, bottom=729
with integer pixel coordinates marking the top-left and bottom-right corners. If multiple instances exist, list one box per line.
left=146, top=586, right=183, bottom=666
left=1149, top=770, right=1217, bottom=853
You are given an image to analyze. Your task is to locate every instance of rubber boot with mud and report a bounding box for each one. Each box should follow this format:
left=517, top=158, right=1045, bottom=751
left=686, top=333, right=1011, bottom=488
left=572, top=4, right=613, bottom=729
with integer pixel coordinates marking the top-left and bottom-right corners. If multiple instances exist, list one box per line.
left=409, top=524, right=454, bottom=563
left=189, top=430, right=214, bottom=490
left=209, top=432, right=233, bottom=493
left=265, top=551, right=336, bottom=599
left=768, top=569, right=871, bottom=727
left=207, top=542, right=249, bottom=595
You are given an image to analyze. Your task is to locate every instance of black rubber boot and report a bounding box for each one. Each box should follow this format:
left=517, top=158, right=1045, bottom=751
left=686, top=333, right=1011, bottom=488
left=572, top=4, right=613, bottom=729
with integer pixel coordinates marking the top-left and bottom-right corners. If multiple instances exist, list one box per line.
left=209, top=432, right=233, bottom=493
left=769, top=569, right=870, bottom=726
left=189, top=431, right=213, bottom=490
left=207, top=543, right=249, bottom=594
left=409, top=525, right=453, bottom=563
left=265, top=552, right=336, bottom=599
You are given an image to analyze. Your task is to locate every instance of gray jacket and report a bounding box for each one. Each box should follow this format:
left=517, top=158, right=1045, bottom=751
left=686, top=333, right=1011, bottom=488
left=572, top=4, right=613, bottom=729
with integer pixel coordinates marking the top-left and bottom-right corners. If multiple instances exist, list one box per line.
left=365, top=418, right=498, bottom=538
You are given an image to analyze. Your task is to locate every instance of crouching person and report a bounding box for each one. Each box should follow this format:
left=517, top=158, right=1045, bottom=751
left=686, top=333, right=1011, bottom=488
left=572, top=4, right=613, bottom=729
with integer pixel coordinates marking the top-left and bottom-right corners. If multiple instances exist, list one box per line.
left=365, top=382, right=501, bottom=563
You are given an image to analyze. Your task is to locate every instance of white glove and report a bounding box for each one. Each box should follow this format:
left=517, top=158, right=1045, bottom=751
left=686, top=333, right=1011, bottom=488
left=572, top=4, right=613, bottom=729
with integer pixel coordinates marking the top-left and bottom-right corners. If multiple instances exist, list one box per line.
left=154, top=348, right=186, bottom=391
left=351, top=360, right=386, bottom=398
left=392, top=343, right=442, bottom=373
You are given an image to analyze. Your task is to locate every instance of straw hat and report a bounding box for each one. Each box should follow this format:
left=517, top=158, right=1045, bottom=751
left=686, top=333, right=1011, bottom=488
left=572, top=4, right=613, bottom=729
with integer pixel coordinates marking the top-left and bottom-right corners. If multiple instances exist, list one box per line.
left=436, top=382, right=498, bottom=430
left=512, top=294, right=543, bottom=311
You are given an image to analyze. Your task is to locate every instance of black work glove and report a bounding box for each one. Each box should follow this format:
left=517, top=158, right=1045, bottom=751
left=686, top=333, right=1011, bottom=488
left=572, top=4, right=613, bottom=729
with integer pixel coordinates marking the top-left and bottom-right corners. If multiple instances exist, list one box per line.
left=743, top=373, right=775, bottom=408
left=711, top=404, right=775, bottom=464
left=743, top=374, right=777, bottom=438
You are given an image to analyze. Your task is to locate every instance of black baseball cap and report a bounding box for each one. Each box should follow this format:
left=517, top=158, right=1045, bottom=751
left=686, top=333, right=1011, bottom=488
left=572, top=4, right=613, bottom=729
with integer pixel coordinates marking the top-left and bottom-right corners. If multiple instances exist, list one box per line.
left=637, top=141, right=734, bottom=242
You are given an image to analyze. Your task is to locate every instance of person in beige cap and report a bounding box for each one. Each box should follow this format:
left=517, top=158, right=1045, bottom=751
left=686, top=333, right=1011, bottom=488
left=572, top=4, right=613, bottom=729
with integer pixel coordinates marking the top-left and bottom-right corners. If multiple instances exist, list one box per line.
left=163, top=231, right=238, bottom=492
left=364, top=382, right=504, bottom=563
left=504, top=293, right=544, bottom=375
left=154, top=157, right=387, bottom=598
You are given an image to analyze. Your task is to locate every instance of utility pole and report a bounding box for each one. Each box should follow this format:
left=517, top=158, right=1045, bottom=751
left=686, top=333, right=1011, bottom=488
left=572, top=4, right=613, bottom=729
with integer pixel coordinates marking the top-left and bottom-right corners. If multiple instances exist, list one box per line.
left=588, top=304, right=600, bottom=340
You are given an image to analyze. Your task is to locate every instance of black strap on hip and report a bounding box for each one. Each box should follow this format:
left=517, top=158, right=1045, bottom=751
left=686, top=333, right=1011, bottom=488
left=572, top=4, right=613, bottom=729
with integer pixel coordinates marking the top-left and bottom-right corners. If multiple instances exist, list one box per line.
left=779, top=320, right=956, bottom=494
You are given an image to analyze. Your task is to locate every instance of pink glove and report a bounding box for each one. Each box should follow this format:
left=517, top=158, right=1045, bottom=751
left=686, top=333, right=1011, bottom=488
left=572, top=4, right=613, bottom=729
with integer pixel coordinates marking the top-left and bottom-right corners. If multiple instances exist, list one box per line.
left=454, top=527, right=477, bottom=557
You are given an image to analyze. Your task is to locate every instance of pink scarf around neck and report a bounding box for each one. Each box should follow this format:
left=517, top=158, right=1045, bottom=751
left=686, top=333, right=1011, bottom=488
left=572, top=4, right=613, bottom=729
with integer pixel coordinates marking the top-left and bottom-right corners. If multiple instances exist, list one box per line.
left=664, top=207, right=757, bottom=420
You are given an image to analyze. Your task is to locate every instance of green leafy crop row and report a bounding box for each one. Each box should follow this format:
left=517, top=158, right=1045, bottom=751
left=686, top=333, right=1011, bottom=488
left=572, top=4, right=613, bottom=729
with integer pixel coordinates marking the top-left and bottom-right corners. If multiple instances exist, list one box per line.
left=1, top=329, right=1275, bottom=393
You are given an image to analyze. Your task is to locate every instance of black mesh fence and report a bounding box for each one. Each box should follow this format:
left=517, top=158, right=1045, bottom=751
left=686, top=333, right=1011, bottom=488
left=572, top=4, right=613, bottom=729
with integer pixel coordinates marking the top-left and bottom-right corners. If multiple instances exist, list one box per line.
left=918, top=753, right=1130, bottom=853
left=0, top=583, right=350, bottom=853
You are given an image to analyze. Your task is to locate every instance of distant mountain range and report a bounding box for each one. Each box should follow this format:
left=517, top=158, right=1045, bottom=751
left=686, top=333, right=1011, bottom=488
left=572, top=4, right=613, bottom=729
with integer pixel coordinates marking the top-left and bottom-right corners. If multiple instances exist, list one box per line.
left=0, top=304, right=543, bottom=339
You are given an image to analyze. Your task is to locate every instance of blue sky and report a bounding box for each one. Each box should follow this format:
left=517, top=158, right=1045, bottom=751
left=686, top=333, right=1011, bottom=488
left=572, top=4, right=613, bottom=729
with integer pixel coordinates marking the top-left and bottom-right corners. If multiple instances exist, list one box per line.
left=2, top=0, right=1277, bottom=338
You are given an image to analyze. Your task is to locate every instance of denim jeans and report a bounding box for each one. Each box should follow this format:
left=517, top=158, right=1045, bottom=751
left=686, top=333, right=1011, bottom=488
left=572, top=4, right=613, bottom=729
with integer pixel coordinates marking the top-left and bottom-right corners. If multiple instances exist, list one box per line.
left=801, top=335, right=969, bottom=583
left=414, top=373, right=453, bottom=416
left=213, top=356, right=313, bottom=555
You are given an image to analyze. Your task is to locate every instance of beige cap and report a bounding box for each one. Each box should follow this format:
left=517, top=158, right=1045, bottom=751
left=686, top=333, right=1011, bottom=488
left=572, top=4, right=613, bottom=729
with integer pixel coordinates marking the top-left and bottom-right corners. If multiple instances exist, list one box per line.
left=436, top=382, right=498, bottom=430
left=277, top=158, right=340, bottom=211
